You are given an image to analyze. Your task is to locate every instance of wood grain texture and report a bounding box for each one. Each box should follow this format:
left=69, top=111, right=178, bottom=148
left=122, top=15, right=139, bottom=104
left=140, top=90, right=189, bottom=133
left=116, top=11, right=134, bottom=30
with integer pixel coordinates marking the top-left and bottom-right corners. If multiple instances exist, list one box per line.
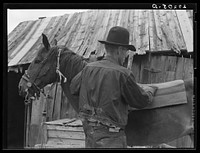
left=8, top=10, right=193, bottom=66
left=134, top=80, right=187, bottom=110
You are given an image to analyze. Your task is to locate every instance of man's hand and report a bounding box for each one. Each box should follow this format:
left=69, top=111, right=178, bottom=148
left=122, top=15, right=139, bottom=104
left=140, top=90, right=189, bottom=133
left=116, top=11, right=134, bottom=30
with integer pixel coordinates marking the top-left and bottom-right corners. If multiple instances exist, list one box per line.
left=147, top=86, right=158, bottom=96
left=138, top=85, right=158, bottom=104
left=138, top=84, right=158, bottom=96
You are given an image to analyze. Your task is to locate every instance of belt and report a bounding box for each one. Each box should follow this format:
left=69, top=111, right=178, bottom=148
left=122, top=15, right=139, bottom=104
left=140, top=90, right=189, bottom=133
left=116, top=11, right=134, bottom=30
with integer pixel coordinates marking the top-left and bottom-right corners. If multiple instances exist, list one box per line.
left=87, top=120, right=123, bottom=133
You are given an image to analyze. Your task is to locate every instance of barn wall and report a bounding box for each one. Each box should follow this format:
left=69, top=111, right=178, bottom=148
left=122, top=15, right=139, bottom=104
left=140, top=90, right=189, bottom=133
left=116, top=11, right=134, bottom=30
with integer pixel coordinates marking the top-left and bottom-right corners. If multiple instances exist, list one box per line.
left=131, top=54, right=194, bottom=148
left=132, top=54, right=193, bottom=83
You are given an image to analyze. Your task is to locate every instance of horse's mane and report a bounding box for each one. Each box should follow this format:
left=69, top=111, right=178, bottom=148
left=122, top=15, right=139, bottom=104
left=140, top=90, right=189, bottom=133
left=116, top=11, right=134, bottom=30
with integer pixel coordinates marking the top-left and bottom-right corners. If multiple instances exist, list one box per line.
left=45, top=45, right=87, bottom=82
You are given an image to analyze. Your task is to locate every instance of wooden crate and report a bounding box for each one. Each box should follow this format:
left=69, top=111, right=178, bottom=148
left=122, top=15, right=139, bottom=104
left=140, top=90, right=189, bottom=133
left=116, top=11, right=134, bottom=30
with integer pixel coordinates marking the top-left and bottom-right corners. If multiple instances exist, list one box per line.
left=37, top=118, right=85, bottom=148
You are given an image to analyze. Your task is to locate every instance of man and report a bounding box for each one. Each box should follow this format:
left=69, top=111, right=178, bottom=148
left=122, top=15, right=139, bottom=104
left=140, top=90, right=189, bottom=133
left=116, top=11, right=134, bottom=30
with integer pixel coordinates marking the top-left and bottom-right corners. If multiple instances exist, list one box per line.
left=70, top=26, right=158, bottom=148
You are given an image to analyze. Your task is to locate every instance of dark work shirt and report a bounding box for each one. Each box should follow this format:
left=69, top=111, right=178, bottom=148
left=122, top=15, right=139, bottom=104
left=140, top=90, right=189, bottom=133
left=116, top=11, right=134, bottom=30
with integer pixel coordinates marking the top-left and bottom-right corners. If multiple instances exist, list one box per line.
left=70, top=56, right=153, bottom=129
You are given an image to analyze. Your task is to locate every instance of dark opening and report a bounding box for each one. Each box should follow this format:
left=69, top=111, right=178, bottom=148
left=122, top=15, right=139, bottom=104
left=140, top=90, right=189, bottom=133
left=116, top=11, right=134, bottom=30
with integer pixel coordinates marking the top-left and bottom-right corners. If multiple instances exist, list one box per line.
left=7, top=65, right=29, bottom=149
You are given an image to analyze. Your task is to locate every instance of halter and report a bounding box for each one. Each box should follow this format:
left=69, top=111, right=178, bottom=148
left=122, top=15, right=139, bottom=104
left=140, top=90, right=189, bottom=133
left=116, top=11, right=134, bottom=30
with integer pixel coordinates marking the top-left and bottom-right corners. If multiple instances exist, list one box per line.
left=22, top=47, right=67, bottom=101
left=22, top=71, right=46, bottom=99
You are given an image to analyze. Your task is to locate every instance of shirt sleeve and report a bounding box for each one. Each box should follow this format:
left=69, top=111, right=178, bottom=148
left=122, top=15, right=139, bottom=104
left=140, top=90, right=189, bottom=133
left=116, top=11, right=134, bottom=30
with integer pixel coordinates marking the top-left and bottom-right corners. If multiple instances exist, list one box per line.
left=70, top=70, right=82, bottom=96
left=121, top=72, right=153, bottom=109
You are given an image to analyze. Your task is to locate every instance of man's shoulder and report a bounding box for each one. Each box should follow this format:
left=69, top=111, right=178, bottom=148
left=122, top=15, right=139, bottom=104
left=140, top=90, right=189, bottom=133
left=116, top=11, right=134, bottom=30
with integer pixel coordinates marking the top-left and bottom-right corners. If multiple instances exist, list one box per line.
left=87, top=60, right=131, bottom=76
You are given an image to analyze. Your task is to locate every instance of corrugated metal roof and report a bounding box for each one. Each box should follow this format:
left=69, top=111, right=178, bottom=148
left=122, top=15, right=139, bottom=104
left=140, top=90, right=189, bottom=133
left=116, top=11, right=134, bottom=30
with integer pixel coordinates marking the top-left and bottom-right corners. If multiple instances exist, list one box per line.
left=8, top=9, right=193, bottom=67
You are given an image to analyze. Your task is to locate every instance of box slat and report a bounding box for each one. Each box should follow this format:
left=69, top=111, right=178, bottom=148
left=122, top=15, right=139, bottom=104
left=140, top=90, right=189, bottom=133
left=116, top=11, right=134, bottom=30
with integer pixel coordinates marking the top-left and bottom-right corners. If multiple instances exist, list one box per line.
left=47, top=138, right=85, bottom=147
left=47, top=124, right=84, bottom=132
left=39, top=118, right=85, bottom=148
left=48, top=129, right=85, bottom=140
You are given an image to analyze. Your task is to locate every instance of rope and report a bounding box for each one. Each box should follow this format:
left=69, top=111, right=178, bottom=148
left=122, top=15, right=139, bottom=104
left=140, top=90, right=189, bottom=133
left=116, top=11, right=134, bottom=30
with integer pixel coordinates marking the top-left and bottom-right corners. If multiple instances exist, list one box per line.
left=56, top=49, right=67, bottom=83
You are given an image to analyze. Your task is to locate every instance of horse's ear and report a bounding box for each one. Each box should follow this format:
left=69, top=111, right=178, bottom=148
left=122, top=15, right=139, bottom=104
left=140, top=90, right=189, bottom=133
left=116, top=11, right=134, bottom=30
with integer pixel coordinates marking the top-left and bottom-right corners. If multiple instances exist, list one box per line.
left=42, top=33, right=50, bottom=51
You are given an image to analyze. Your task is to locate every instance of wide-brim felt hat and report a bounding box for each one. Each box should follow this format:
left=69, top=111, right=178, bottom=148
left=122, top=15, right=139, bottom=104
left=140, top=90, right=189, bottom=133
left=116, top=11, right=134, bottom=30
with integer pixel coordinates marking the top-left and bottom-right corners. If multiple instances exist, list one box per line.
left=98, top=26, right=136, bottom=51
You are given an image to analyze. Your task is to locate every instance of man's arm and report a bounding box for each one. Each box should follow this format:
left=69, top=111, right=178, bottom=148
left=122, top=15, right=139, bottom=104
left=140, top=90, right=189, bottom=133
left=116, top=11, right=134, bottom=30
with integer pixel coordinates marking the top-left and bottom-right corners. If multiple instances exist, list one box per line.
left=122, top=73, right=158, bottom=109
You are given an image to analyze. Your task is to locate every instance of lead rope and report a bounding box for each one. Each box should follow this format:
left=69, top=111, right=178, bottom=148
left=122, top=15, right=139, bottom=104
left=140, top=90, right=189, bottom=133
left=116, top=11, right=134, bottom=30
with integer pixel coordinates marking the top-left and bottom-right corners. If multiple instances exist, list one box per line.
left=23, top=92, right=30, bottom=148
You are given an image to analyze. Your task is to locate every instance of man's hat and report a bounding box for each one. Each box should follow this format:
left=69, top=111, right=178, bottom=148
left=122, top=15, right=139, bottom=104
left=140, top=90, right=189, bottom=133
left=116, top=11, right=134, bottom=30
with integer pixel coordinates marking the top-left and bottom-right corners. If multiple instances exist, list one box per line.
left=98, top=26, right=136, bottom=51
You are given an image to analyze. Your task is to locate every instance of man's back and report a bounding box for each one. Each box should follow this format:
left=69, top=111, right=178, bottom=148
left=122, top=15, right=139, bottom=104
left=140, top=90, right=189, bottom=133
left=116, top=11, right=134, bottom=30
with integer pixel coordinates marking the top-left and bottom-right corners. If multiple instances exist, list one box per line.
left=73, top=56, right=152, bottom=129
left=78, top=57, right=131, bottom=128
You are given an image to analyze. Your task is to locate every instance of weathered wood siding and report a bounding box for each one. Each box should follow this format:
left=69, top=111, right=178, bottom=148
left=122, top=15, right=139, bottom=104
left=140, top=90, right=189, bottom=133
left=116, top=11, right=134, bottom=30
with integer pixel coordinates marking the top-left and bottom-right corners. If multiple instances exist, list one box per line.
left=8, top=10, right=193, bottom=66
left=132, top=55, right=193, bottom=83
left=131, top=54, right=193, bottom=148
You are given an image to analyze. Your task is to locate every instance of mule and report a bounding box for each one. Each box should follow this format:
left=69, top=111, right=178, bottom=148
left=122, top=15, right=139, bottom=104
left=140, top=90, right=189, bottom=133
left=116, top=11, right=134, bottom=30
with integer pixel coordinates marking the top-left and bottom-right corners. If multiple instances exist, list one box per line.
left=18, top=34, right=194, bottom=147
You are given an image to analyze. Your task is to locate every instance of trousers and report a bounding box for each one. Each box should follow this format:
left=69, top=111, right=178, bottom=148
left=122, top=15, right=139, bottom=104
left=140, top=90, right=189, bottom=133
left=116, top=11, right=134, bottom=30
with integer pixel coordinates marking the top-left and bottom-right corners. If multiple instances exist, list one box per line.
left=82, top=120, right=127, bottom=148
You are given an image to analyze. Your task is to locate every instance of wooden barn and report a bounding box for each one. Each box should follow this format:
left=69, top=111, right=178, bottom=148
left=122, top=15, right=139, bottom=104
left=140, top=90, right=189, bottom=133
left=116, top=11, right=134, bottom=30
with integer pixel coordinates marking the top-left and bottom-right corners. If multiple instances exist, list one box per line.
left=7, top=9, right=194, bottom=148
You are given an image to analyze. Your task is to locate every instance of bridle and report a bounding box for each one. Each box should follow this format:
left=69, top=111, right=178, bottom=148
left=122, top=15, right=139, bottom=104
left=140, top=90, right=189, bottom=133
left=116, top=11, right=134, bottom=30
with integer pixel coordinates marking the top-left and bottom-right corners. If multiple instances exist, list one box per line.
left=21, top=47, right=67, bottom=103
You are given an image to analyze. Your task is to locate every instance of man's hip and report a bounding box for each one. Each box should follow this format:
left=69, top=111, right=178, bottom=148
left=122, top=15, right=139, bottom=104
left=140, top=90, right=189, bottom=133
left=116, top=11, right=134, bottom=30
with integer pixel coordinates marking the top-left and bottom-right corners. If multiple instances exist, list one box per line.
left=82, top=119, right=127, bottom=148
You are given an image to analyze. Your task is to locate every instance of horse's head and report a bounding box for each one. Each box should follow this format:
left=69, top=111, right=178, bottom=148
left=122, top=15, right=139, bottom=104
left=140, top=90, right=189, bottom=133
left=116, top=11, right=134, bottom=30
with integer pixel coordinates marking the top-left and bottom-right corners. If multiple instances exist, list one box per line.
left=18, top=33, right=103, bottom=100
left=18, top=34, right=64, bottom=99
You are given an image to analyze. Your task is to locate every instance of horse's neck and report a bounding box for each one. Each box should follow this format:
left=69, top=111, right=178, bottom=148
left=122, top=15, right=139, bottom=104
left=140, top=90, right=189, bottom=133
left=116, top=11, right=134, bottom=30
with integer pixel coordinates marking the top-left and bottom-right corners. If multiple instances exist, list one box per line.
left=59, top=52, right=87, bottom=83
left=60, top=81, right=79, bottom=112
left=56, top=51, right=87, bottom=112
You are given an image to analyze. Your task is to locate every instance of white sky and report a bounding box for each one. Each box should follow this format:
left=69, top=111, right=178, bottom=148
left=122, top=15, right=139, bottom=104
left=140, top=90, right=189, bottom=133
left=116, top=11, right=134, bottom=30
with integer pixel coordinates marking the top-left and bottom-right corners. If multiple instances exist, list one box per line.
left=7, top=9, right=89, bottom=34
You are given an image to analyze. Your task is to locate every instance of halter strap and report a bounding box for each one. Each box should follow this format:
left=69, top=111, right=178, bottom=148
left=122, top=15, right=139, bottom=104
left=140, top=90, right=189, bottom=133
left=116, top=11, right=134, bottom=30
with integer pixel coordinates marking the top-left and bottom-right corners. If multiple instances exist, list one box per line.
left=56, top=48, right=67, bottom=83
left=22, top=70, right=47, bottom=97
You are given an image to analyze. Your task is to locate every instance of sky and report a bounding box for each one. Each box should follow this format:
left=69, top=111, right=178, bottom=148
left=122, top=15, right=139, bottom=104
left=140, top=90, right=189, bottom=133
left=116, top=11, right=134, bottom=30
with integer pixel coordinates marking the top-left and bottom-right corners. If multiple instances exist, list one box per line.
left=7, top=9, right=89, bottom=34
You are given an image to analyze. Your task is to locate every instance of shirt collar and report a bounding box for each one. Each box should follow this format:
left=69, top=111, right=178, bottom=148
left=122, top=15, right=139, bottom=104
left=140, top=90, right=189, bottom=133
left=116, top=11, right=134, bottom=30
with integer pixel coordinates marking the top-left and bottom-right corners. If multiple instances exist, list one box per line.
left=103, top=55, right=120, bottom=66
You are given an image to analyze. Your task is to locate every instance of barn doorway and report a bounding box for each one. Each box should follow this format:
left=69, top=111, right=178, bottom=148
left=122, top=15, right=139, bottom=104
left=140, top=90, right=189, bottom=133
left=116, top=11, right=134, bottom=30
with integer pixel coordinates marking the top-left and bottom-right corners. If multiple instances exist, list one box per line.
left=7, top=65, right=29, bottom=149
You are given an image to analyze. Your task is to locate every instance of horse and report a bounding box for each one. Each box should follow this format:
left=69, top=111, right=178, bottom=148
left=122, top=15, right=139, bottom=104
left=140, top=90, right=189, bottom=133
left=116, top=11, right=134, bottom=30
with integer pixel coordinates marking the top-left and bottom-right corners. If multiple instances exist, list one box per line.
left=18, top=34, right=194, bottom=147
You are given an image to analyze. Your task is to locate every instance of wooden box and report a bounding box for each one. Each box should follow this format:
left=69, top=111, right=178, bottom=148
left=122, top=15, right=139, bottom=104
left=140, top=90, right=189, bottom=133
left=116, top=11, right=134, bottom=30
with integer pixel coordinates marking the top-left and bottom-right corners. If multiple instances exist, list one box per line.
left=38, top=118, right=85, bottom=148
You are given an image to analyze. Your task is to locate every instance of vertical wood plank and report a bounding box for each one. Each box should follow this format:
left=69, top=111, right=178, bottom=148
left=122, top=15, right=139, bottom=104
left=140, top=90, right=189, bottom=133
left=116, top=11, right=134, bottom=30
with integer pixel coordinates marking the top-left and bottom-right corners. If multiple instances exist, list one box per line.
left=186, top=10, right=193, bottom=28
left=171, top=10, right=186, bottom=50
left=29, top=85, right=49, bottom=147
left=175, top=56, right=185, bottom=80
left=133, top=10, right=139, bottom=52
left=157, top=10, right=169, bottom=51
left=77, top=11, right=96, bottom=56
left=148, top=10, right=156, bottom=51
left=96, top=10, right=111, bottom=57
left=163, top=56, right=177, bottom=82
left=131, top=55, right=142, bottom=82
left=58, top=13, right=79, bottom=46
left=129, top=10, right=134, bottom=47
left=176, top=10, right=193, bottom=52
left=56, top=14, right=73, bottom=45
left=83, top=10, right=101, bottom=58
left=140, top=55, right=151, bottom=83
left=46, top=84, right=57, bottom=122
left=183, top=58, right=193, bottom=80
left=149, top=55, right=165, bottom=83
left=139, top=10, right=149, bottom=53
left=153, top=10, right=162, bottom=51
left=52, top=84, right=62, bottom=121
